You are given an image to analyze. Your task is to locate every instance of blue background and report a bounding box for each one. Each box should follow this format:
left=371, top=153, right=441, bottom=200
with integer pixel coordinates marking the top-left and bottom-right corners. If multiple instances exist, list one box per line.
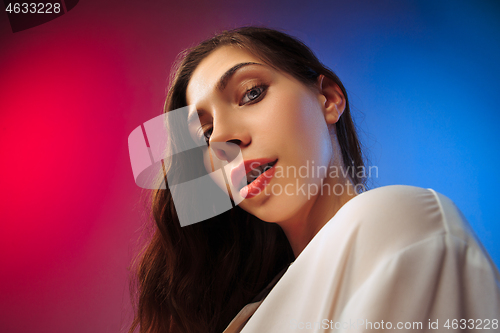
left=240, top=0, right=500, bottom=266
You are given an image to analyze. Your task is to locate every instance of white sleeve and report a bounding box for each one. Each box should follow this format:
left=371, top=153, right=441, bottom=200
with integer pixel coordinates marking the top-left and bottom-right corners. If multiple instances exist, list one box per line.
left=336, top=190, right=500, bottom=332
left=337, top=233, right=500, bottom=332
left=240, top=186, right=500, bottom=333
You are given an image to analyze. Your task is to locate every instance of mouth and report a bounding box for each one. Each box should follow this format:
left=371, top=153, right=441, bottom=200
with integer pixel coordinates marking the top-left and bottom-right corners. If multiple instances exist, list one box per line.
left=230, top=158, right=278, bottom=199
left=245, top=160, right=277, bottom=185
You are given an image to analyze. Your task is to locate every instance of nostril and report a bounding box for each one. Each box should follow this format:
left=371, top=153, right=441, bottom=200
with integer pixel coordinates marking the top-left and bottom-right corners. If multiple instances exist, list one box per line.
left=227, top=139, right=242, bottom=146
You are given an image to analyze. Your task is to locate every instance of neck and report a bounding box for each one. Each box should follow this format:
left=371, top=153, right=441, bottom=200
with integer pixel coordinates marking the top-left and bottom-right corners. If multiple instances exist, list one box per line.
left=277, top=176, right=358, bottom=258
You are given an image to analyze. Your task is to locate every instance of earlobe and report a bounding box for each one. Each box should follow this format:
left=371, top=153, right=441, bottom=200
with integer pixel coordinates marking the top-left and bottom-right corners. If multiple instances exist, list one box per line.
left=317, top=75, right=346, bottom=124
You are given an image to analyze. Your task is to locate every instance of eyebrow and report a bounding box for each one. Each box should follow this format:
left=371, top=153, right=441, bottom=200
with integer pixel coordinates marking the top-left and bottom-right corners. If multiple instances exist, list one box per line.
left=217, top=62, right=262, bottom=91
left=187, top=62, right=264, bottom=124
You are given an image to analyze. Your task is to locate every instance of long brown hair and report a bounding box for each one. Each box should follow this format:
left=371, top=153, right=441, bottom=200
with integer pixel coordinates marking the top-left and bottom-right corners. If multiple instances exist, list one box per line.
left=129, top=27, right=365, bottom=333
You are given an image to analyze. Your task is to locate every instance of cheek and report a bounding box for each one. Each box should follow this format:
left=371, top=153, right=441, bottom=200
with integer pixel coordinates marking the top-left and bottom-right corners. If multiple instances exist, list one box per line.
left=203, top=148, right=214, bottom=173
left=278, top=90, right=332, bottom=163
left=203, top=147, right=244, bottom=203
left=203, top=148, right=225, bottom=189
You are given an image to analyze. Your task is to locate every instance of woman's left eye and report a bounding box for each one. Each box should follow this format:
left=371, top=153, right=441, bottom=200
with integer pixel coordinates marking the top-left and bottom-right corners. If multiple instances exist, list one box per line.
left=240, top=85, right=267, bottom=105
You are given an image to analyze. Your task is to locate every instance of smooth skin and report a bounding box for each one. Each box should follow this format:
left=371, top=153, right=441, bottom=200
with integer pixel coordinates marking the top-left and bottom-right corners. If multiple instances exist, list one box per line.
left=186, top=46, right=356, bottom=257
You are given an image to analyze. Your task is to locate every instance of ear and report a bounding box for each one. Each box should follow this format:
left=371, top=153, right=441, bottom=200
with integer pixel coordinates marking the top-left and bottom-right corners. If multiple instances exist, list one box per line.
left=317, top=75, right=346, bottom=124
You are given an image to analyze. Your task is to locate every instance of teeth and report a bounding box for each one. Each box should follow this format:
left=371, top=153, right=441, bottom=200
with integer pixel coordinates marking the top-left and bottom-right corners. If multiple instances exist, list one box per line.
left=246, top=161, right=276, bottom=185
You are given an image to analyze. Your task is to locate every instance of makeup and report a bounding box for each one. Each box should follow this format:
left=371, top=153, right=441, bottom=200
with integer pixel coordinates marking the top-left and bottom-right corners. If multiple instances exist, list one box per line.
left=230, top=158, right=278, bottom=199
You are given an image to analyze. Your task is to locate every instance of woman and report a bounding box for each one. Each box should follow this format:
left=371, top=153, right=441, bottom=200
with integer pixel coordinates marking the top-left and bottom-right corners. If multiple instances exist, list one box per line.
left=129, top=27, right=500, bottom=333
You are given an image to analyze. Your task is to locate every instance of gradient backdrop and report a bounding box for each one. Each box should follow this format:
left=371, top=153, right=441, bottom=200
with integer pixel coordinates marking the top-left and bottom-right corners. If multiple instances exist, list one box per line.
left=1, top=0, right=499, bottom=332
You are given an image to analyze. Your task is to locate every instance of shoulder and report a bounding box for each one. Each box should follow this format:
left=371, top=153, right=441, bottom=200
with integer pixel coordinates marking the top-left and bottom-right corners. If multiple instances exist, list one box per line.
left=316, top=185, right=480, bottom=272
left=247, top=187, right=500, bottom=331
left=300, top=185, right=491, bottom=291
left=334, top=185, right=472, bottom=246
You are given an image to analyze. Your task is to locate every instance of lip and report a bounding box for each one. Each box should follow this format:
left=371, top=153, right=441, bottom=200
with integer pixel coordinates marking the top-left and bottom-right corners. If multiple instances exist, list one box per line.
left=240, top=163, right=277, bottom=199
left=230, top=158, right=277, bottom=195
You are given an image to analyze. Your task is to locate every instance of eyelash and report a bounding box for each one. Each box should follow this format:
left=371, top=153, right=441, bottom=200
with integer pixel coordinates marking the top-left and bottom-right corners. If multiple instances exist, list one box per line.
left=202, top=126, right=213, bottom=145
left=198, top=84, right=269, bottom=145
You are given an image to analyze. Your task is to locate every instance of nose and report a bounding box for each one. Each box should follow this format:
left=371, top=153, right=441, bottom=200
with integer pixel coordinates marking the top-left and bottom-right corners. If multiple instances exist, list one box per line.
left=210, top=141, right=242, bottom=162
left=209, top=113, right=250, bottom=162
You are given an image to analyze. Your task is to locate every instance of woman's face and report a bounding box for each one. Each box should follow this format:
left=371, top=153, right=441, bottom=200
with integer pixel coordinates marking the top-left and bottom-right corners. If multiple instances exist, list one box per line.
left=186, top=46, right=337, bottom=223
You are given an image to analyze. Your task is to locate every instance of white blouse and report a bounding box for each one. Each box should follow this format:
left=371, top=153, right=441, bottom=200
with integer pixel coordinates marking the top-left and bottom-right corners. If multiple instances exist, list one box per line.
left=224, top=185, right=500, bottom=332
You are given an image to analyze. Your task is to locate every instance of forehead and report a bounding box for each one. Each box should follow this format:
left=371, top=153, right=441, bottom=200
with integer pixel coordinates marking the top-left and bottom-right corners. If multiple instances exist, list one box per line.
left=186, top=46, right=263, bottom=105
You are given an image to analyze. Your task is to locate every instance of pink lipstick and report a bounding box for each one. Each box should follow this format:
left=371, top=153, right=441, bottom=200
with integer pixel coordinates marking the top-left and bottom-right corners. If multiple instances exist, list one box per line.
left=230, top=158, right=277, bottom=200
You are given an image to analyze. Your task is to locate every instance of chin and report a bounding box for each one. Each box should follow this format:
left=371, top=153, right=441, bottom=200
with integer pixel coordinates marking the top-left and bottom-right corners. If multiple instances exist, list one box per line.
left=240, top=196, right=303, bottom=224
